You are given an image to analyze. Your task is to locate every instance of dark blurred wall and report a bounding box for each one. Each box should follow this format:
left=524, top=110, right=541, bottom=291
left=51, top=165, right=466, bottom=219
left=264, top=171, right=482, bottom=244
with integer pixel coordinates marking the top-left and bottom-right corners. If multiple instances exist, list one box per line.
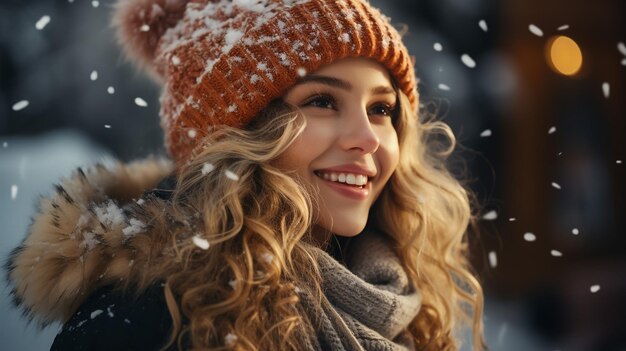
left=493, top=0, right=626, bottom=349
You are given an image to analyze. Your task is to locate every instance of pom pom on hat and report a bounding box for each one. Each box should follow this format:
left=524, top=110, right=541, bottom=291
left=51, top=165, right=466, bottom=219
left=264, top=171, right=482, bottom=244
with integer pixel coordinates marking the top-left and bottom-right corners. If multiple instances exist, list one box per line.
left=112, top=0, right=189, bottom=82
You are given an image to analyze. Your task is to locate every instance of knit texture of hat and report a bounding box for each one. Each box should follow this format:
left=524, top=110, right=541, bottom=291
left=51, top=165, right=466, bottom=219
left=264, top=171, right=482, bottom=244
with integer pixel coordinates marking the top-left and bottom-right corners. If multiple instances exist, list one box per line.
left=114, top=0, right=419, bottom=165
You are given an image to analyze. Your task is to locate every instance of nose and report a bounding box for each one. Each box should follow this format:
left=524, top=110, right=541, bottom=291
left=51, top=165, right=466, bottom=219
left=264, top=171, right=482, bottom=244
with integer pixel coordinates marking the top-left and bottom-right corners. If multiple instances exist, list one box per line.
left=337, top=107, right=380, bottom=154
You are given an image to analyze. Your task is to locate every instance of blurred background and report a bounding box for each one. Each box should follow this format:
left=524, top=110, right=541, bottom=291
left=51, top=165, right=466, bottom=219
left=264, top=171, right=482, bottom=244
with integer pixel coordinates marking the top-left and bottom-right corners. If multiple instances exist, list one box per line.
left=1, top=0, right=624, bottom=350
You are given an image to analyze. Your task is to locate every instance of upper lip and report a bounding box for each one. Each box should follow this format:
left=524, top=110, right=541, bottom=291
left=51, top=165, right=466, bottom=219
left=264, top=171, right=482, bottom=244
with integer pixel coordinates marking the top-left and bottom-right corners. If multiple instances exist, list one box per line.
left=315, top=164, right=377, bottom=178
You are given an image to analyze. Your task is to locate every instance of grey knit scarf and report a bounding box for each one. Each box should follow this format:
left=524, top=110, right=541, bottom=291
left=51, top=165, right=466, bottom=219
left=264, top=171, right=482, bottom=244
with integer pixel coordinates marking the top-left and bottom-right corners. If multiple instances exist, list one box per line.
left=299, top=231, right=422, bottom=351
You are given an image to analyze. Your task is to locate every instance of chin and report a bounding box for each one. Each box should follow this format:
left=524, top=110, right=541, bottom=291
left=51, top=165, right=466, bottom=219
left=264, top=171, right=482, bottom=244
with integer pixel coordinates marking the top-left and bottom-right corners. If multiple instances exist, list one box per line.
left=320, top=220, right=367, bottom=237
left=333, top=230, right=364, bottom=238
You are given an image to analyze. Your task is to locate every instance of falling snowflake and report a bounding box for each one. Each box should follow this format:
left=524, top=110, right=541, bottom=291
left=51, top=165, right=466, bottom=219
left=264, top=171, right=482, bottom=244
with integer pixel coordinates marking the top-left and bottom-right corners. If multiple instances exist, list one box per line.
left=12, top=100, right=29, bottom=111
left=617, top=42, right=626, bottom=56
left=11, top=185, right=18, bottom=200
left=433, top=42, right=443, bottom=52
left=617, top=160, right=623, bottom=164
left=438, top=83, right=451, bottom=91
left=35, top=16, right=51, bottom=30
left=551, top=182, right=561, bottom=190
left=497, top=323, right=508, bottom=345
left=461, top=54, right=476, bottom=68
left=550, top=250, right=563, bottom=257
left=192, top=235, right=210, bottom=250
left=297, top=67, right=307, bottom=77
left=509, top=217, right=516, bottom=221
left=572, top=228, right=580, bottom=235
left=224, top=333, right=237, bottom=346
left=104, top=124, right=111, bottom=129
left=528, top=24, right=544, bottom=37
left=140, top=24, right=150, bottom=32
left=260, top=252, right=274, bottom=264
left=602, top=82, right=610, bottom=98
left=590, top=285, right=600, bottom=293
left=225, top=170, right=239, bottom=181
left=90, top=310, right=103, bottom=319
left=91, top=1, right=99, bottom=8
left=548, top=126, right=556, bottom=134
left=188, top=129, right=197, bottom=138
left=523, top=232, right=536, bottom=242
left=557, top=24, right=569, bottom=31
left=135, top=97, right=148, bottom=107
left=107, top=86, right=115, bottom=94
left=90, top=70, right=98, bottom=81
left=482, top=210, right=498, bottom=220
left=488, top=251, right=497, bottom=268
left=201, top=163, right=215, bottom=175
left=478, top=19, right=488, bottom=32
left=480, top=129, right=492, bottom=137
left=171, top=55, right=181, bottom=65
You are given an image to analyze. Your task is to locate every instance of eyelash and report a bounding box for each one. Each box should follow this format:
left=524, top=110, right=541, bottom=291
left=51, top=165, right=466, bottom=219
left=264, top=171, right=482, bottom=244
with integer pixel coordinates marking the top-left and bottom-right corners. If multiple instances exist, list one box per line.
left=302, top=94, right=396, bottom=118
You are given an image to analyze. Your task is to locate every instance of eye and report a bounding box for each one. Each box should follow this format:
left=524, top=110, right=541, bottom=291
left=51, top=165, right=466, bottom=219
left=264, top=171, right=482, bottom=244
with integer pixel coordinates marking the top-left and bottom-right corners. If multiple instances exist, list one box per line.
left=302, top=94, right=337, bottom=110
left=368, top=102, right=396, bottom=117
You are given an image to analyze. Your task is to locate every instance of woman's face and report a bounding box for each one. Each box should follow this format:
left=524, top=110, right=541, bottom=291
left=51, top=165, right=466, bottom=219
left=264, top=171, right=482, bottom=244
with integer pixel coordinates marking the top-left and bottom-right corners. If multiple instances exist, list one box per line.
left=278, top=57, right=400, bottom=239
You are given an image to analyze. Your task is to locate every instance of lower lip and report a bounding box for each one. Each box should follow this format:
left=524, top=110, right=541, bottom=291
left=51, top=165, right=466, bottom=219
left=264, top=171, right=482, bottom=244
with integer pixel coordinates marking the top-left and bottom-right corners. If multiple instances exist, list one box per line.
left=315, top=175, right=370, bottom=200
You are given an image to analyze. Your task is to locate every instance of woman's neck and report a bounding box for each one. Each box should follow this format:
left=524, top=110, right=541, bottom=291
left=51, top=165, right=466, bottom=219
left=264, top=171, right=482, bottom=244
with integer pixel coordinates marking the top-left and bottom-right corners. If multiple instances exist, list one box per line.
left=311, top=226, right=353, bottom=264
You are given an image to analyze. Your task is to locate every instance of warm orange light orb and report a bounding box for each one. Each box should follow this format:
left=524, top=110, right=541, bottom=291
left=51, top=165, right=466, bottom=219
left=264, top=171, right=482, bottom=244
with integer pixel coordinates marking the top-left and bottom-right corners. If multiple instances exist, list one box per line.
left=546, top=35, right=583, bottom=76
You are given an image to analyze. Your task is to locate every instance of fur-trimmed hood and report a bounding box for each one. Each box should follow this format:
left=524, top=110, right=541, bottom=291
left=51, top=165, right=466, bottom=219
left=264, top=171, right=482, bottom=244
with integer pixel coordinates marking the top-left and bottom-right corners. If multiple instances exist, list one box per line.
left=4, top=158, right=177, bottom=327
left=5, top=158, right=424, bottom=351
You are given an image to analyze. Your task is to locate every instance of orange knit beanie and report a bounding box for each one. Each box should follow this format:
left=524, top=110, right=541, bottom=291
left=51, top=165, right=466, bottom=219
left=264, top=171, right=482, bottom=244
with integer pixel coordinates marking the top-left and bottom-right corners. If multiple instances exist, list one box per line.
left=113, top=0, right=418, bottom=165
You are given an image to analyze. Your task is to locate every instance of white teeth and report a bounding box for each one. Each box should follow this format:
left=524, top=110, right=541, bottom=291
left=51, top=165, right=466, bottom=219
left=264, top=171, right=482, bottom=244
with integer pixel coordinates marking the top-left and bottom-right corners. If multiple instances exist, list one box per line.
left=346, top=174, right=356, bottom=185
left=316, top=171, right=368, bottom=186
left=356, top=175, right=366, bottom=186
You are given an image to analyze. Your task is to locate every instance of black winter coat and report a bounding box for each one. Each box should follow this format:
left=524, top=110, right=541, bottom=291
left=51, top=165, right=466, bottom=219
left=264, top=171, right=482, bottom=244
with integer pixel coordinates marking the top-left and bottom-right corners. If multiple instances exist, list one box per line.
left=51, top=283, right=173, bottom=351
left=51, top=174, right=177, bottom=351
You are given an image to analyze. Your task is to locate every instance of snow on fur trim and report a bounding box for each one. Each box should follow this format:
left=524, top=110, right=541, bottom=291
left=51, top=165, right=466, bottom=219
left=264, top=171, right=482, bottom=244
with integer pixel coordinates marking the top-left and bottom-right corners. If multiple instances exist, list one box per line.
left=4, top=158, right=174, bottom=326
left=112, top=0, right=190, bottom=81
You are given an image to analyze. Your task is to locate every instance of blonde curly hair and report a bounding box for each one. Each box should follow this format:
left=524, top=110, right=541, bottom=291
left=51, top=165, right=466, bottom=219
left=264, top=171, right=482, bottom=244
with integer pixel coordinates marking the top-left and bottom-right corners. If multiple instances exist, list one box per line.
left=151, top=89, right=485, bottom=350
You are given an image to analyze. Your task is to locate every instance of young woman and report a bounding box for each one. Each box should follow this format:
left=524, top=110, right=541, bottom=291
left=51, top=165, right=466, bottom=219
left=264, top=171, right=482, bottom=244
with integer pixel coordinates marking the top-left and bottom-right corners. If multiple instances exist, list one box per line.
left=5, top=0, right=485, bottom=350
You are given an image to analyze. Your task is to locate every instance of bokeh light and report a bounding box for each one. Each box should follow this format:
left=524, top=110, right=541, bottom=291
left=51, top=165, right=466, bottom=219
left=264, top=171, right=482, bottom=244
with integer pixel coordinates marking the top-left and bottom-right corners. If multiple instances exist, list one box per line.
left=546, top=35, right=583, bottom=76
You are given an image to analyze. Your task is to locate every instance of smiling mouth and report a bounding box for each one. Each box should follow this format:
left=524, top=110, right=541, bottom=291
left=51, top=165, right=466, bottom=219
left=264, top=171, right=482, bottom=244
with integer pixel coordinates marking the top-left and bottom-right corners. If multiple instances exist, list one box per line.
left=313, top=171, right=370, bottom=189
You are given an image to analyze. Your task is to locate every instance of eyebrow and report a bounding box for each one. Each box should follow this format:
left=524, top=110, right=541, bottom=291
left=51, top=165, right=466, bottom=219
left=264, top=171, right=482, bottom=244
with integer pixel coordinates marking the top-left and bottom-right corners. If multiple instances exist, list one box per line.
left=293, top=75, right=396, bottom=96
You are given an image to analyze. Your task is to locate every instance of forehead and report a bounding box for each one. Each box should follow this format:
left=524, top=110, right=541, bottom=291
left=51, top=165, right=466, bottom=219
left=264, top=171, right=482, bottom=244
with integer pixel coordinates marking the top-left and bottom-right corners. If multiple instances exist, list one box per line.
left=308, top=57, right=394, bottom=87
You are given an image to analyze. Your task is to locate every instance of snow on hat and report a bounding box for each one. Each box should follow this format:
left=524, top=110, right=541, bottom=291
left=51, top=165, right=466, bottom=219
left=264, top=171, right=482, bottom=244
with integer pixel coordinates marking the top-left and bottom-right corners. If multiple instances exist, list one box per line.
left=113, top=0, right=419, bottom=165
